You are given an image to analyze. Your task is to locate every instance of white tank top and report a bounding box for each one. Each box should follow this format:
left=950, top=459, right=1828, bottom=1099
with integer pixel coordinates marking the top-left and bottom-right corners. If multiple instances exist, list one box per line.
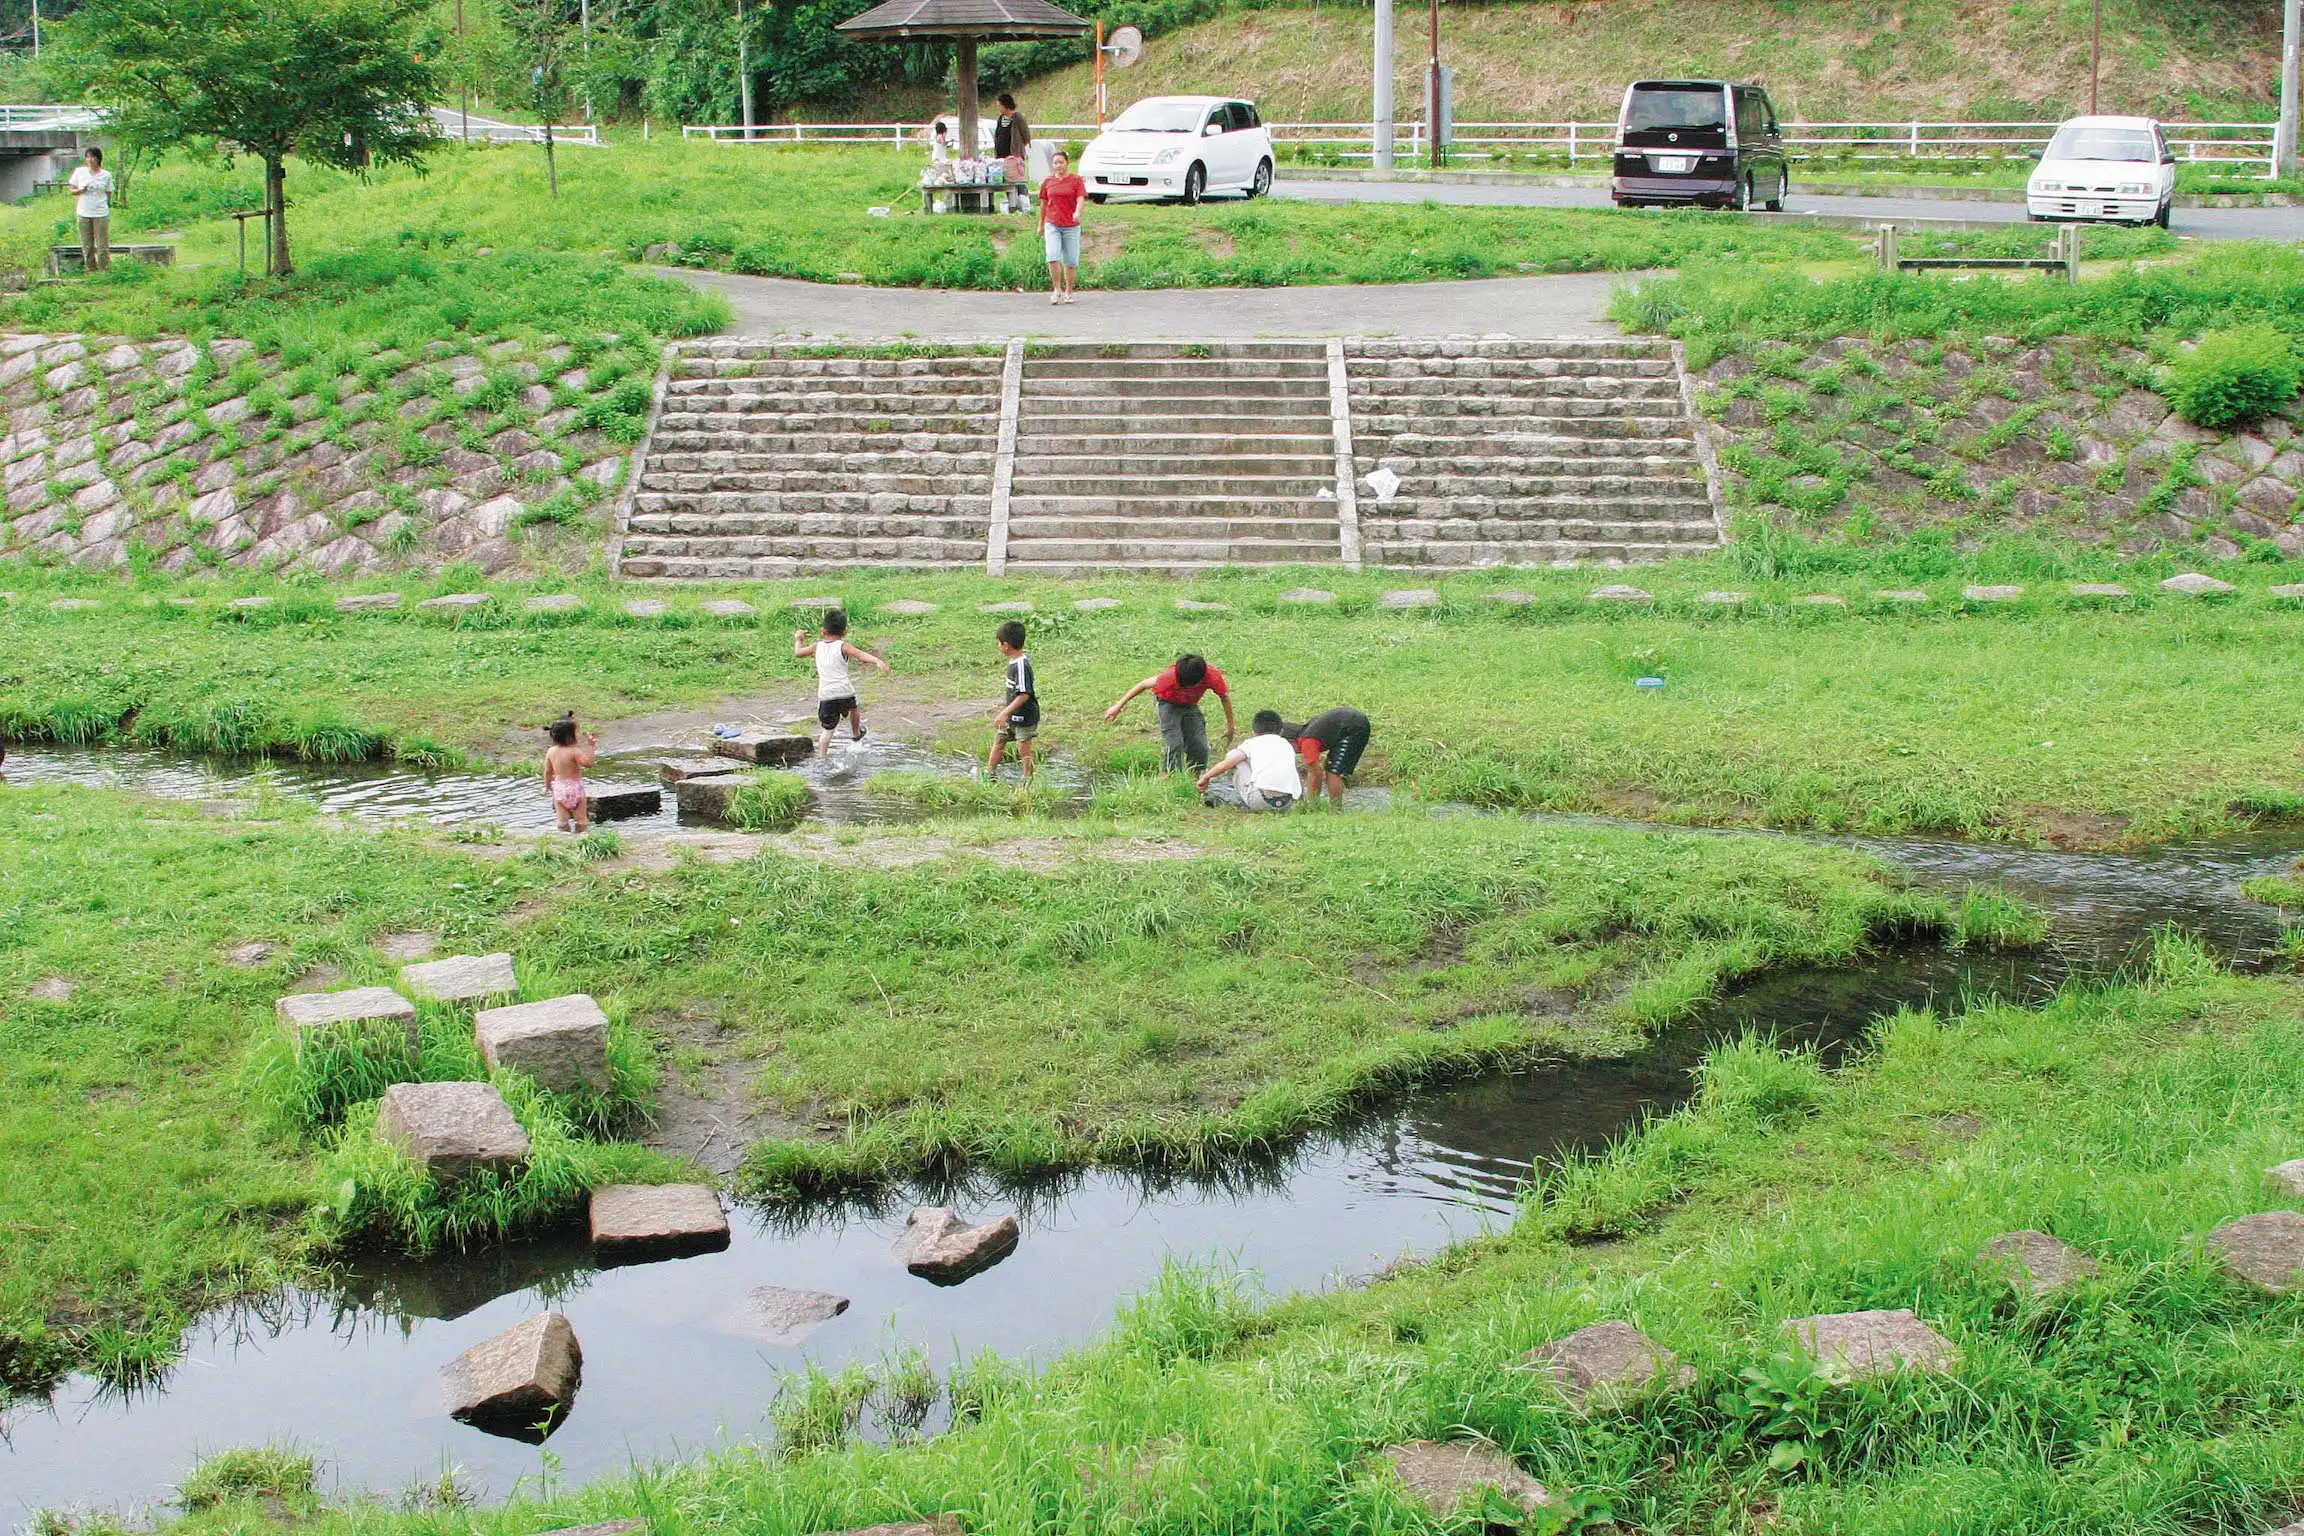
left=815, top=638, right=855, bottom=699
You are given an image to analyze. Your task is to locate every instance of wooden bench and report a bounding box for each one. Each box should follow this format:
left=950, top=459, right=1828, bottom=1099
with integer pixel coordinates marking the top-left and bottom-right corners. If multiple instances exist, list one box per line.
left=1874, top=222, right=2081, bottom=281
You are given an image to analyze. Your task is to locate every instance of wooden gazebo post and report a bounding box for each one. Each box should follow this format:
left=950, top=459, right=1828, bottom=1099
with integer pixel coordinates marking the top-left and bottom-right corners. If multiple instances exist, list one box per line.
left=837, top=0, right=1091, bottom=158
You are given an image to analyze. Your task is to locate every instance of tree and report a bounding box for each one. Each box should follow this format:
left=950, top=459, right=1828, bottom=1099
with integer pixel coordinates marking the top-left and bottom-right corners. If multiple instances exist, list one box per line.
left=58, top=0, right=439, bottom=276
left=502, top=0, right=578, bottom=196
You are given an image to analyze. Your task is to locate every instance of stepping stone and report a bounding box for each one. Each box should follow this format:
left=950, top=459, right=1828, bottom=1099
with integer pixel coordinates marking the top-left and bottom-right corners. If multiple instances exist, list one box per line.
left=586, top=783, right=663, bottom=820
left=418, top=592, right=492, bottom=613
left=733, top=1286, right=851, bottom=1346
left=1697, top=590, right=1748, bottom=605
left=475, top=993, right=611, bottom=1094
left=524, top=594, right=584, bottom=614
left=1587, top=584, right=1652, bottom=603
left=1277, top=588, right=1335, bottom=605
left=399, top=952, right=518, bottom=1006
left=673, top=775, right=747, bottom=821
left=698, top=599, right=755, bottom=618
left=2068, top=583, right=2130, bottom=599
left=1783, top=1309, right=1955, bottom=1377
left=2266, top=1159, right=2304, bottom=1198
left=787, top=595, right=841, bottom=610
left=48, top=597, right=98, bottom=611
left=229, top=595, right=275, bottom=610
left=624, top=599, right=671, bottom=618
left=809, top=1522, right=960, bottom=1536
left=336, top=592, right=402, bottom=612
left=1797, top=593, right=1847, bottom=607
left=539, top=1525, right=643, bottom=1536
left=1978, top=1230, right=2098, bottom=1296
left=29, top=976, right=74, bottom=1002
left=2162, top=571, right=2237, bottom=596
left=224, top=940, right=280, bottom=968
left=377, top=1080, right=531, bottom=1184
left=164, top=597, right=200, bottom=608
left=712, top=731, right=812, bottom=767
left=1072, top=597, right=1121, bottom=611
left=589, top=1183, right=731, bottom=1260
left=441, top=1312, right=582, bottom=1433
left=2207, top=1210, right=2304, bottom=1292
left=882, top=599, right=938, bottom=615
left=978, top=600, right=1032, bottom=614
left=2270, top=584, right=2304, bottom=600
left=1175, top=598, right=1229, bottom=612
left=377, top=931, right=439, bottom=962
left=1875, top=589, right=1930, bottom=603
left=1378, top=1441, right=1555, bottom=1520
left=893, top=1206, right=1019, bottom=1285
left=1961, top=584, right=2024, bottom=602
left=1486, top=590, right=1538, bottom=605
left=1380, top=588, right=1440, bottom=609
left=276, top=986, right=420, bottom=1053
left=1524, top=1321, right=1693, bottom=1405
left=658, top=759, right=738, bottom=783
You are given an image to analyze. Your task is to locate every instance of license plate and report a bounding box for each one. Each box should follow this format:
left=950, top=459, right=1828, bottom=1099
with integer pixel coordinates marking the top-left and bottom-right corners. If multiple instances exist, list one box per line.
left=2076, top=201, right=2102, bottom=216
left=1651, top=155, right=1695, bottom=174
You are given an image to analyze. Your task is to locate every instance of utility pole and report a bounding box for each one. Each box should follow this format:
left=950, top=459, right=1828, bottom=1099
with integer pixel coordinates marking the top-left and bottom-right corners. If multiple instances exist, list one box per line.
left=2088, top=0, right=2101, bottom=115
left=1372, top=0, right=1393, bottom=170
left=2281, top=0, right=2301, bottom=179
left=737, top=0, right=754, bottom=139
left=30, top=0, right=38, bottom=59
left=580, top=0, right=593, bottom=122
left=1426, top=0, right=1440, bottom=168
left=457, top=0, right=469, bottom=140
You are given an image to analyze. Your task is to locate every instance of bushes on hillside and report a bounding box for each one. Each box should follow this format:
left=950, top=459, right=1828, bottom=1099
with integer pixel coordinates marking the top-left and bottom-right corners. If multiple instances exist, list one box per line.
left=2163, top=323, right=2302, bottom=429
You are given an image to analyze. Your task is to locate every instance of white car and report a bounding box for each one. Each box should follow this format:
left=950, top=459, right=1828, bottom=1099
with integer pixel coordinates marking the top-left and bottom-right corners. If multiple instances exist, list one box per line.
left=1079, top=95, right=1275, bottom=205
left=2027, top=115, right=2175, bottom=227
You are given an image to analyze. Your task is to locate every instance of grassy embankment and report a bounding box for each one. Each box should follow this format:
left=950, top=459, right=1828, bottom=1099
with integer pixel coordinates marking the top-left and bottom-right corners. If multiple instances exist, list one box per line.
left=174, top=947, right=2304, bottom=1536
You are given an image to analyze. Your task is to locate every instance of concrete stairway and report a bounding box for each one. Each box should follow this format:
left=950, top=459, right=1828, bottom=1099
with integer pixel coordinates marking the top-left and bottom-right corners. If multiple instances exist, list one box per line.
left=997, top=343, right=1344, bottom=574
left=615, top=341, right=1002, bottom=579
left=1346, top=339, right=1722, bottom=567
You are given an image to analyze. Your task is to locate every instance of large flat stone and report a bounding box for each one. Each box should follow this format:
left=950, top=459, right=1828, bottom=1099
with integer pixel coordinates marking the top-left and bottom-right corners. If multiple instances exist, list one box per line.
left=673, top=775, right=746, bottom=822
left=418, top=592, right=493, bottom=613
left=1277, top=587, right=1335, bottom=605
left=399, top=952, right=518, bottom=1005
left=732, top=1286, right=852, bottom=1345
left=539, top=1524, right=643, bottom=1536
left=807, top=1520, right=961, bottom=1536
left=711, top=731, right=812, bottom=766
left=1978, top=1230, right=2099, bottom=1296
left=475, top=993, right=611, bottom=1093
left=698, top=599, right=755, bottom=617
left=441, top=1311, right=582, bottom=1435
left=881, top=599, right=938, bottom=616
left=276, top=986, right=419, bottom=1053
left=2208, top=1210, right=2304, bottom=1293
left=585, top=783, right=663, bottom=820
left=2068, top=582, right=2130, bottom=599
left=893, top=1207, right=1019, bottom=1285
left=1072, top=597, right=1121, bottom=611
left=1588, top=584, right=1652, bottom=603
left=335, top=592, right=402, bottom=612
left=1379, top=588, right=1440, bottom=609
left=377, top=1080, right=531, bottom=1184
left=1379, top=1441, right=1554, bottom=1519
left=589, top=1183, right=731, bottom=1260
left=1961, top=584, right=2024, bottom=602
left=659, top=759, right=738, bottom=783
left=1523, top=1320, right=1693, bottom=1405
left=2162, top=571, right=2237, bottom=596
left=1783, top=1309, right=1955, bottom=1377
left=1874, top=588, right=1930, bottom=603
left=2265, top=1159, right=2304, bottom=1198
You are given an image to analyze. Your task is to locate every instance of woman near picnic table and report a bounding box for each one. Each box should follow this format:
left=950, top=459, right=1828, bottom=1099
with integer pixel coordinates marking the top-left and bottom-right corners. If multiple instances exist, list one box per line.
left=1039, top=148, right=1085, bottom=305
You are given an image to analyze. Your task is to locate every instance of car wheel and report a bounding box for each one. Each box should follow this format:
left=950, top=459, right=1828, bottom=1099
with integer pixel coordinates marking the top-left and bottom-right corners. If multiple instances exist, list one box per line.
left=1249, top=158, right=1273, bottom=199
left=1765, top=167, right=1786, bottom=212
left=1181, top=164, right=1207, bottom=205
left=2155, top=197, right=2171, bottom=228
left=1088, top=193, right=1108, bottom=205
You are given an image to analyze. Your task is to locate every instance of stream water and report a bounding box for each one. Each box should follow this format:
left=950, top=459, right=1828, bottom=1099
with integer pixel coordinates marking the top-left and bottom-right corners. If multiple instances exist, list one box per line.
left=3, top=745, right=2300, bottom=1517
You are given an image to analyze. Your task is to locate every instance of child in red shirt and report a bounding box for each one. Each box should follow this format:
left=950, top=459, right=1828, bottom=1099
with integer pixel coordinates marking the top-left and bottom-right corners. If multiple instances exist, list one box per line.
left=1038, top=148, right=1086, bottom=305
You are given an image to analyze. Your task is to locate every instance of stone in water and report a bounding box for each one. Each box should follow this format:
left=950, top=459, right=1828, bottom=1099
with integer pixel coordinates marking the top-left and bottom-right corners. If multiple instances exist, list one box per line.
left=659, top=759, right=738, bottom=783
left=2162, top=571, right=2237, bottom=596
left=441, top=1312, right=582, bottom=1437
left=1379, top=588, right=1439, bottom=609
left=2208, top=1210, right=2304, bottom=1293
left=893, top=1206, right=1019, bottom=1285
left=1378, top=1441, right=1554, bottom=1519
left=673, top=775, right=747, bottom=822
left=732, top=1286, right=852, bottom=1346
left=589, top=1183, right=731, bottom=1260
left=475, top=993, right=611, bottom=1093
left=276, top=986, right=419, bottom=1053
left=1783, top=1308, right=1955, bottom=1378
left=586, top=783, right=663, bottom=820
left=712, top=732, right=812, bottom=767
left=1978, top=1230, right=2098, bottom=1296
left=377, top=1080, right=531, bottom=1184
left=1523, top=1321, right=1694, bottom=1405
left=400, top=952, right=518, bottom=1006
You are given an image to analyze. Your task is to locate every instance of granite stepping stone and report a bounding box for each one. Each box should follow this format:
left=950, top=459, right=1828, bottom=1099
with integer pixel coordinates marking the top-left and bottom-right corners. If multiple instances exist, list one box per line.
left=787, top=595, right=842, bottom=610
left=335, top=592, right=402, bottom=612
left=733, top=1286, right=852, bottom=1345
left=537, top=1525, right=643, bottom=1536
left=377, top=1080, right=531, bottom=1184
left=1978, top=1230, right=2099, bottom=1296
left=1378, top=1441, right=1555, bottom=1519
left=1277, top=588, right=1335, bottom=605
left=475, top=994, right=611, bottom=1094
left=1486, top=590, right=1538, bottom=605
left=1961, top=584, right=2024, bottom=602
left=1783, top=1308, right=1955, bottom=1377
left=418, top=592, right=493, bottom=613
left=711, top=731, right=812, bottom=767
left=1697, top=590, right=1748, bottom=605
left=672, top=775, right=747, bottom=821
left=698, top=599, right=756, bottom=617
left=1072, top=597, right=1121, bottom=611
left=441, top=1311, right=581, bottom=1435
left=2269, top=584, right=2304, bottom=601
left=399, top=952, right=518, bottom=1006
left=524, top=594, right=584, bottom=614
left=1379, top=588, right=1440, bottom=609
left=29, top=976, right=74, bottom=1001
left=276, top=985, right=420, bottom=1053
left=659, top=759, right=739, bottom=783
left=624, top=599, right=671, bottom=618
left=979, top=600, right=1032, bottom=614
left=1875, top=589, right=1930, bottom=603
left=1523, top=1320, right=1694, bottom=1404
left=2208, top=1210, right=2304, bottom=1292
left=1798, top=593, right=1848, bottom=607
left=224, top=940, right=280, bottom=968
left=893, top=1207, right=1019, bottom=1285
left=2266, top=1159, right=2304, bottom=1198
left=585, top=783, right=663, bottom=820
left=589, top=1183, right=731, bottom=1260
left=882, top=599, right=938, bottom=615
left=808, top=1521, right=960, bottom=1536
left=2068, top=583, right=2131, bottom=599
left=377, top=931, right=439, bottom=962
left=2162, top=571, right=2237, bottom=596
left=229, top=595, right=275, bottom=610
left=1175, top=598, right=1230, bottom=612
left=1587, top=584, right=1652, bottom=603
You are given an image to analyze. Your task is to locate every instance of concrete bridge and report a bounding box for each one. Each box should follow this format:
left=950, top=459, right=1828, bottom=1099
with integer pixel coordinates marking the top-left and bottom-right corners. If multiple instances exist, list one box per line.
left=0, top=106, right=104, bottom=202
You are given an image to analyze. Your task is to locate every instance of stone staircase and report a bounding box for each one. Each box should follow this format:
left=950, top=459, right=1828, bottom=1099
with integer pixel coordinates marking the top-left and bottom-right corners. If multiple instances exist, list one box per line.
left=615, top=341, right=1002, bottom=579
left=1347, top=339, right=1722, bottom=567
left=996, top=342, right=1344, bottom=574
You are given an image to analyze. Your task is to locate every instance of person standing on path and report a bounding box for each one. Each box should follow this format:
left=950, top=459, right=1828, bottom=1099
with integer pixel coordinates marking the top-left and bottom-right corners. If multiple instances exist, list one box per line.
left=1286, top=706, right=1372, bottom=807
left=1038, top=148, right=1085, bottom=305
left=987, top=619, right=1040, bottom=782
left=68, top=147, right=113, bottom=274
left=1104, top=653, right=1236, bottom=773
left=994, top=92, right=1032, bottom=212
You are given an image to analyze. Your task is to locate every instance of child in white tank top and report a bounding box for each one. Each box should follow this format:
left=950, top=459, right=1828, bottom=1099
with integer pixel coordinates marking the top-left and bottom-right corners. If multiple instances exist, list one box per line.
left=792, top=607, right=890, bottom=755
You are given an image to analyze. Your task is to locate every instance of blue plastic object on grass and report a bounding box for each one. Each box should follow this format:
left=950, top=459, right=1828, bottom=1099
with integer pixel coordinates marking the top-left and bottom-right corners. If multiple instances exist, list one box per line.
left=1635, top=677, right=1665, bottom=689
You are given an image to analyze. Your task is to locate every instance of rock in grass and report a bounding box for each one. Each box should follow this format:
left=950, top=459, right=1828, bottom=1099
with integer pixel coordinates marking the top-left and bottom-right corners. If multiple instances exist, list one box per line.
left=1380, top=588, right=1440, bottom=609
left=224, top=940, right=280, bottom=968
left=658, top=759, right=738, bottom=784
left=1174, top=598, right=1230, bottom=612
left=1961, top=584, right=2024, bottom=603
left=1523, top=1321, right=1694, bottom=1405
left=525, top=594, right=584, bottom=614
left=1978, top=1230, right=2098, bottom=1296
left=418, top=592, right=492, bottom=613
left=399, top=952, right=517, bottom=1006
left=377, top=1080, right=530, bottom=1184
left=585, top=783, right=663, bottom=820
left=276, top=986, right=419, bottom=1053
left=711, top=731, right=812, bottom=767
left=229, top=595, right=275, bottom=611
left=1798, top=593, right=1847, bottom=607
left=589, top=1183, right=731, bottom=1260
left=2068, top=582, right=2131, bottom=599
left=979, top=600, right=1032, bottom=614
left=440, top=1312, right=582, bottom=1435
left=377, top=931, right=439, bottom=962
left=1486, top=590, right=1538, bottom=605
left=335, top=592, right=402, bottom=612
left=2269, top=583, right=2304, bottom=601
left=1697, top=590, right=1748, bottom=605
left=1277, top=588, right=1335, bottom=605
left=734, top=1286, right=852, bottom=1345
left=893, top=1207, right=1019, bottom=1285
left=1587, top=584, right=1651, bottom=603
left=1072, top=597, right=1121, bottom=612
left=537, top=1524, right=644, bottom=1536
left=624, top=599, right=671, bottom=619
left=2266, top=1160, right=2304, bottom=1198
left=2208, top=1210, right=2304, bottom=1293
left=29, top=976, right=74, bottom=1001
left=2162, top=571, right=2237, bottom=596
left=1782, top=1309, right=1955, bottom=1377
left=807, top=1520, right=961, bottom=1536
left=1378, top=1441, right=1554, bottom=1519
left=1874, top=588, right=1930, bottom=604
left=48, top=597, right=99, bottom=611
left=474, top=994, right=611, bottom=1094
left=882, top=599, right=938, bottom=616
left=787, top=595, right=842, bottom=610
left=698, top=598, right=755, bottom=618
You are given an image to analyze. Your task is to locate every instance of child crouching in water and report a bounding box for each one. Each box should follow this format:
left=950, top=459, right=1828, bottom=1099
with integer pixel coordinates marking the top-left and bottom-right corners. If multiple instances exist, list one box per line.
left=543, top=713, right=598, bottom=833
left=794, top=607, right=891, bottom=756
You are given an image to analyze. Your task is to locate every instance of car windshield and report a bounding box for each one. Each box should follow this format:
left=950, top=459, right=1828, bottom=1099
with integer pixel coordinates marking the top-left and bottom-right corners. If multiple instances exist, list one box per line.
left=1624, top=86, right=1728, bottom=133
left=1109, top=100, right=1207, bottom=133
left=2044, top=124, right=2156, bottom=162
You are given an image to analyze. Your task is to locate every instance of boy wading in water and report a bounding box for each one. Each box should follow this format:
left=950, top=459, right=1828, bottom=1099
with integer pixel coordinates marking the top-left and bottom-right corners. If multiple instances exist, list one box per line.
left=987, top=619, right=1040, bottom=782
left=1104, top=652, right=1235, bottom=773
left=543, top=714, right=598, bottom=833
left=1198, top=710, right=1302, bottom=812
left=795, top=607, right=890, bottom=756
left=1288, top=706, right=1372, bottom=807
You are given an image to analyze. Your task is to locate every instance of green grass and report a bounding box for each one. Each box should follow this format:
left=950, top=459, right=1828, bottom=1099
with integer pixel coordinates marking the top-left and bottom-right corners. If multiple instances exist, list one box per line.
left=725, top=770, right=816, bottom=831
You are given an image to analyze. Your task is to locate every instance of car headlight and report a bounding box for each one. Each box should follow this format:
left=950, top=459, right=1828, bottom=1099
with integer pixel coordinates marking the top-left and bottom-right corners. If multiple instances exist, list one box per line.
left=2118, top=183, right=2146, bottom=195
left=2033, top=180, right=2058, bottom=193
left=1154, top=147, right=1182, bottom=165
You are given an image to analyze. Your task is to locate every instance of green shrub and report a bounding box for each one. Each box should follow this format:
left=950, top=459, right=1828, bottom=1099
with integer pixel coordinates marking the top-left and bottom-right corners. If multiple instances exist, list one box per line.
left=2163, top=324, right=2301, bottom=429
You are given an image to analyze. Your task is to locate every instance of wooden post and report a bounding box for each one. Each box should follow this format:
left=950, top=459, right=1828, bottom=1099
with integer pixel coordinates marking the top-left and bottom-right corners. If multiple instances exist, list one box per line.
left=956, top=38, right=980, bottom=159
left=2062, top=223, right=2080, bottom=281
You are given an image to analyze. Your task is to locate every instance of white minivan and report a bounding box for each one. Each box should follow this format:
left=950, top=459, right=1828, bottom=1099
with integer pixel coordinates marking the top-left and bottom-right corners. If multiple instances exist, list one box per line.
left=1079, top=95, right=1276, bottom=205
left=2026, top=116, right=2176, bottom=226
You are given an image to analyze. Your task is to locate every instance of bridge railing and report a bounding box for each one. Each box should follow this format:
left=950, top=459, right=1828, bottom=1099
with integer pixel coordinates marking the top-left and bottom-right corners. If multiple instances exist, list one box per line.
left=0, top=105, right=105, bottom=130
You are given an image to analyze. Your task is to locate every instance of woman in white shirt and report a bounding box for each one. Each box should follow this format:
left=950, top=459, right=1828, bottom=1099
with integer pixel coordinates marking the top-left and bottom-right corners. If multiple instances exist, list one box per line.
left=67, top=147, right=113, bottom=274
left=1196, top=710, right=1303, bottom=812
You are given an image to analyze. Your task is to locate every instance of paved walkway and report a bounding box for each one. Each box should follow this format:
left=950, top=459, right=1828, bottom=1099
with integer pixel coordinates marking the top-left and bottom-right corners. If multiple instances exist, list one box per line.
left=679, top=268, right=1628, bottom=339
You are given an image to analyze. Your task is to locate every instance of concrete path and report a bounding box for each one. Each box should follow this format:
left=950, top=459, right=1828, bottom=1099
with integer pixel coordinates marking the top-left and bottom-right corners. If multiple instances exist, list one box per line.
left=680, top=268, right=1630, bottom=339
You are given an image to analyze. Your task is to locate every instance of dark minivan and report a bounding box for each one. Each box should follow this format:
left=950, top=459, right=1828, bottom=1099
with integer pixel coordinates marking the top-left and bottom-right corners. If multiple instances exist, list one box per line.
left=1610, top=79, right=1788, bottom=210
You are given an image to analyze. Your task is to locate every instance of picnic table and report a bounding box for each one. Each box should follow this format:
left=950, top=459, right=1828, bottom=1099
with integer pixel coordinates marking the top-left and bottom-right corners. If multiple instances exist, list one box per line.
left=918, top=181, right=1027, bottom=214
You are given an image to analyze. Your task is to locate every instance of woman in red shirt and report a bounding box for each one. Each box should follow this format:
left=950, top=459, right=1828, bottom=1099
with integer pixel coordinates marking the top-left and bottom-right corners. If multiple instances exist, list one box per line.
left=1038, top=148, right=1087, bottom=305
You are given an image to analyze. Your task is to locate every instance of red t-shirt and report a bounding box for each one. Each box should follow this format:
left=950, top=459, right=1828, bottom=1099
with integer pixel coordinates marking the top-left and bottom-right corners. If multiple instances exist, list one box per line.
left=1040, top=173, right=1086, bottom=228
left=1151, top=663, right=1227, bottom=706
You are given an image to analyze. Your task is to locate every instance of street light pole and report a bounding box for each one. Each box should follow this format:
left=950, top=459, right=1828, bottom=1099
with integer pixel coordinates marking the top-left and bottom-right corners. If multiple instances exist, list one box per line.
left=580, top=0, right=593, bottom=122
left=737, top=0, right=755, bottom=139
left=456, top=0, right=469, bottom=141
left=2281, top=0, right=2302, bottom=179
left=2088, top=0, right=2101, bottom=115
left=1426, top=0, right=1440, bottom=168
left=1372, top=0, right=1393, bottom=170
left=30, top=0, right=39, bottom=59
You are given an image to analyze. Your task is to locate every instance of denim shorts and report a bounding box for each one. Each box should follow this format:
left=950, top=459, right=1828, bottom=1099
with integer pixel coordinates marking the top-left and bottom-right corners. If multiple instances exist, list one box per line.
left=1043, top=222, right=1081, bottom=266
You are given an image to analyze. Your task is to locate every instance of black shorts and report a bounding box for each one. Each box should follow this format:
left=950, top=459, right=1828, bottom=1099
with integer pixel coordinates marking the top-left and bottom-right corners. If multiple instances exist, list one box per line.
left=817, top=696, right=859, bottom=730
left=1309, top=712, right=1370, bottom=776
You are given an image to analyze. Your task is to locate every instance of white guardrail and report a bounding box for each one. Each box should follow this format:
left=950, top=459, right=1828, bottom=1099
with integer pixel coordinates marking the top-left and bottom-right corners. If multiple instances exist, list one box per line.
left=0, top=104, right=105, bottom=130
left=683, top=117, right=2280, bottom=174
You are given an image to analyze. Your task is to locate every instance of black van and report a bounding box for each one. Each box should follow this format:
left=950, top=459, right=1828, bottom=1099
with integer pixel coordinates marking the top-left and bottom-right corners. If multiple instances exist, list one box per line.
left=1610, top=79, right=1788, bottom=211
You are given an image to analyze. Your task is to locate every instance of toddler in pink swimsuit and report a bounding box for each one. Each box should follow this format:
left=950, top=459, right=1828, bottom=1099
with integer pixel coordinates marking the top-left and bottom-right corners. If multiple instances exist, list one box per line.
left=543, top=714, right=598, bottom=833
